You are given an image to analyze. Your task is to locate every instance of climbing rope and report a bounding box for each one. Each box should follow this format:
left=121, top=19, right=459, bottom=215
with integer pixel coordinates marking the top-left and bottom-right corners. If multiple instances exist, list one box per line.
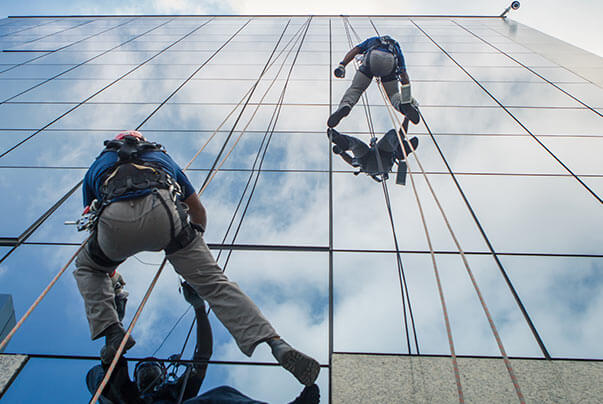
left=148, top=17, right=312, bottom=394
left=342, top=17, right=420, bottom=355
left=367, top=16, right=525, bottom=404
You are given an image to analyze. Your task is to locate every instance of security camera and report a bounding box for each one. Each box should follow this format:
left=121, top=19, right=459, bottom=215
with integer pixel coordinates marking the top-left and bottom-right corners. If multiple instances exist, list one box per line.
left=500, top=1, right=520, bottom=17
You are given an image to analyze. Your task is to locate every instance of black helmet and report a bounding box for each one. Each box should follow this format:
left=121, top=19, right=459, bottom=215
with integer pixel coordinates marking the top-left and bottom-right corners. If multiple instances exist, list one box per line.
left=134, top=358, right=166, bottom=393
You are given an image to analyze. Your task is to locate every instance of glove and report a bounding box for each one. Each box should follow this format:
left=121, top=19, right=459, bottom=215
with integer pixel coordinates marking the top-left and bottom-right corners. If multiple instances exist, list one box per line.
left=110, top=271, right=127, bottom=295
left=334, top=63, right=345, bottom=78
left=110, top=271, right=128, bottom=321
left=191, top=222, right=205, bottom=235
left=181, top=281, right=206, bottom=310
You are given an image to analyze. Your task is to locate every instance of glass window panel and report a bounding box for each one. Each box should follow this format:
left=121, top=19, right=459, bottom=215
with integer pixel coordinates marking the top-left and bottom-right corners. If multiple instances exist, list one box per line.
left=457, top=175, right=602, bottom=254
left=147, top=50, right=214, bottom=65
left=1, top=357, right=95, bottom=402
left=0, top=130, right=113, bottom=167
left=91, top=79, right=183, bottom=103
left=85, top=50, right=157, bottom=65
left=170, top=79, right=256, bottom=104
left=0, top=79, right=46, bottom=100
left=123, top=63, right=199, bottom=79
left=0, top=103, right=74, bottom=129
left=0, top=131, right=34, bottom=155
left=537, top=136, right=603, bottom=175
left=433, top=134, right=567, bottom=174
left=553, top=83, right=603, bottom=108
left=507, top=107, right=603, bottom=135
left=194, top=63, right=267, bottom=79
left=407, top=66, right=470, bottom=81
left=465, top=66, right=547, bottom=82
left=28, top=50, right=104, bottom=65
left=502, top=256, right=603, bottom=358
left=446, top=52, right=518, bottom=67
left=0, top=52, right=46, bottom=64
left=58, top=63, right=137, bottom=79
left=0, top=168, right=81, bottom=236
left=506, top=52, right=559, bottom=67
left=218, top=171, right=329, bottom=246
left=52, top=103, right=161, bottom=130
left=418, top=106, right=525, bottom=135
left=481, top=81, right=585, bottom=108
left=8, top=78, right=117, bottom=102
left=0, top=63, right=75, bottom=79
left=333, top=173, right=489, bottom=252
left=413, top=81, right=498, bottom=106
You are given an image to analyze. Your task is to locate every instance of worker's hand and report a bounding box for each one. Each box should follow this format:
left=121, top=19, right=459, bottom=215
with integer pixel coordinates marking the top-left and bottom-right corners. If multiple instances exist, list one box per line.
left=191, top=222, right=205, bottom=236
left=181, top=281, right=206, bottom=310
left=110, top=271, right=126, bottom=293
left=334, top=63, right=346, bottom=78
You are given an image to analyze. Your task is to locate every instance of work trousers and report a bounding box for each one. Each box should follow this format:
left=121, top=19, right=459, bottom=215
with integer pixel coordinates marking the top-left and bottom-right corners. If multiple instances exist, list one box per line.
left=335, top=130, right=399, bottom=174
left=74, top=189, right=278, bottom=357
left=338, top=50, right=402, bottom=110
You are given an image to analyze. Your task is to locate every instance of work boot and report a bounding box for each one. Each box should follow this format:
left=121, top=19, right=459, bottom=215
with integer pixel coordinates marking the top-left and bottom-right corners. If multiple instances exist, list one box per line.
left=398, top=98, right=420, bottom=125
left=327, top=105, right=351, bottom=128
left=327, top=128, right=349, bottom=150
left=399, top=136, right=419, bottom=159
left=269, top=339, right=320, bottom=386
left=101, top=323, right=136, bottom=365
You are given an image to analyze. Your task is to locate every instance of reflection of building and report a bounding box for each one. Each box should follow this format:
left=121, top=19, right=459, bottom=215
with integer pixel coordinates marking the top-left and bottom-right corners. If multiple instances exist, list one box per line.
left=0, top=295, right=16, bottom=353
left=0, top=14, right=601, bottom=403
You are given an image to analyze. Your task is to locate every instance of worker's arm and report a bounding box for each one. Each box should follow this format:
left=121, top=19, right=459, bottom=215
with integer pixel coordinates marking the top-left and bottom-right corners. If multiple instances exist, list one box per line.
left=341, top=46, right=362, bottom=66
left=183, top=193, right=207, bottom=230
left=178, top=282, right=213, bottom=400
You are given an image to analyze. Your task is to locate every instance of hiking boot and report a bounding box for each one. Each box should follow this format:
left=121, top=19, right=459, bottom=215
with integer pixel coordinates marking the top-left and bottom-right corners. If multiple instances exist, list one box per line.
left=327, top=106, right=351, bottom=128
left=269, top=339, right=320, bottom=386
left=101, top=323, right=136, bottom=365
left=398, top=98, right=420, bottom=125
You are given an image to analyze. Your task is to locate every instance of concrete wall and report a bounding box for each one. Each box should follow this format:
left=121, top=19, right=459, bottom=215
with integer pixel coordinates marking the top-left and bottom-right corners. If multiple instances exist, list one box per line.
left=332, top=354, right=603, bottom=403
left=0, top=354, right=28, bottom=399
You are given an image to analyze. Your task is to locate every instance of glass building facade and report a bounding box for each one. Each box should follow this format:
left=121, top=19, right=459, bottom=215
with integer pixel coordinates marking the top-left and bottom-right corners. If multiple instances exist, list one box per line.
left=0, top=15, right=601, bottom=402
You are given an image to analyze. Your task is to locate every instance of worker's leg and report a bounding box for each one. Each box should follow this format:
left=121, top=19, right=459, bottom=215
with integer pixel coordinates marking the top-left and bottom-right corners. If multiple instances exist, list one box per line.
left=167, top=235, right=278, bottom=357
left=329, top=129, right=370, bottom=158
left=382, top=78, right=402, bottom=108
left=74, top=240, right=121, bottom=340
left=338, top=70, right=372, bottom=110
left=73, top=191, right=172, bottom=340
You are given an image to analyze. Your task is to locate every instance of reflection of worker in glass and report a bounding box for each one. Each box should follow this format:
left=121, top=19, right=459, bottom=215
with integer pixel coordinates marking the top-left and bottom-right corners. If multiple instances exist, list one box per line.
left=327, top=118, right=418, bottom=183
left=328, top=35, right=420, bottom=128
left=86, top=281, right=320, bottom=404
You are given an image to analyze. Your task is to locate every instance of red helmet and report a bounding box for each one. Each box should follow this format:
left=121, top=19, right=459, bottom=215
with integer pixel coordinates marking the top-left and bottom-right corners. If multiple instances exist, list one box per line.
left=115, top=130, right=145, bottom=141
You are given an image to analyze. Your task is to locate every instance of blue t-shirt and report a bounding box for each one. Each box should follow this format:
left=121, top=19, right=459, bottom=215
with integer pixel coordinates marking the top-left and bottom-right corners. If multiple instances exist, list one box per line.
left=82, top=149, right=196, bottom=207
left=356, top=36, right=406, bottom=71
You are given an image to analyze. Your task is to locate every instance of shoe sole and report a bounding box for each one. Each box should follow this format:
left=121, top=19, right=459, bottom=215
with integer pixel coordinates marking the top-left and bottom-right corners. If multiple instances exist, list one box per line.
left=327, top=106, right=351, bottom=128
left=101, top=336, right=136, bottom=364
left=280, top=349, right=320, bottom=386
left=399, top=103, right=420, bottom=125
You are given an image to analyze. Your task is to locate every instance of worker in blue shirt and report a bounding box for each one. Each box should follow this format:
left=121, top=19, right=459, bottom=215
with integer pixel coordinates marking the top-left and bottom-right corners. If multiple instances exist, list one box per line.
left=74, top=130, right=320, bottom=388
left=328, top=35, right=420, bottom=128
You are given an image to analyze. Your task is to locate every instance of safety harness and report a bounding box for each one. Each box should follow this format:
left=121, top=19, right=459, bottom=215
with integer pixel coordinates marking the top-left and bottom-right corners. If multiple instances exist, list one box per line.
left=360, top=36, right=405, bottom=81
left=83, top=136, right=199, bottom=267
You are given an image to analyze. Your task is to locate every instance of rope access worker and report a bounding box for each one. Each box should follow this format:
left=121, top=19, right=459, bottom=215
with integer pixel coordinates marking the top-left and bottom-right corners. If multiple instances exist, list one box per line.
left=327, top=118, right=419, bottom=183
left=74, top=130, right=320, bottom=388
left=86, top=281, right=320, bottom=404
left=327, top=35, right=420, bottom=128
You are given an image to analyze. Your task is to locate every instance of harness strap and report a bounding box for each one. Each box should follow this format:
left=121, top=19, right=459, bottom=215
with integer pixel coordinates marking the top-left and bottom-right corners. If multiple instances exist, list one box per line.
left=154, top=190, right=198, bottom=255
left=87, top=231, right=125, bottom=269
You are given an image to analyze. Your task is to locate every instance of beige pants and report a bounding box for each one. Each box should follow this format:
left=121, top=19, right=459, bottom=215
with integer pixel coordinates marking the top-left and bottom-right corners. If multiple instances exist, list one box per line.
left=73, top=189, right=278, bottom=356
left=339, top=50, right=402, bottom=110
